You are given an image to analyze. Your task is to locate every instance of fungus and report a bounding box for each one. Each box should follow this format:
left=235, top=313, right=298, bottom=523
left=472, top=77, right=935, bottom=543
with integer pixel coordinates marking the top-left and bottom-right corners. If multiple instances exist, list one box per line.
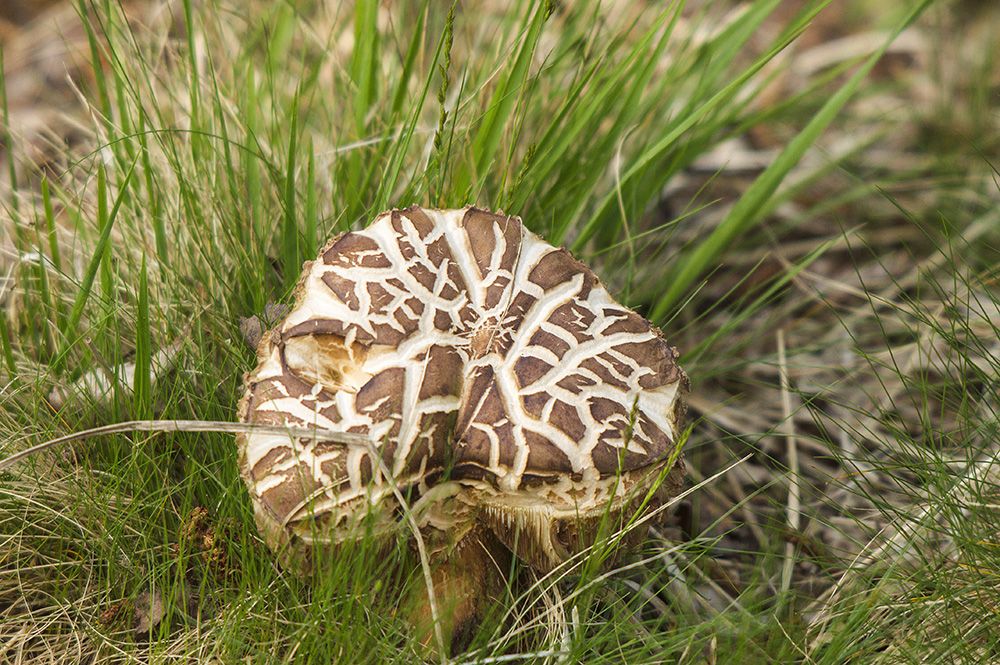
left=237, top=206, right=687, bottom=651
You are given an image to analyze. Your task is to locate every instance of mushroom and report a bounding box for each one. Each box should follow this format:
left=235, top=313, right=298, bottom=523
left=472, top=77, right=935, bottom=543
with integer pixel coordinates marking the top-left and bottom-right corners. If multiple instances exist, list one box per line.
left=237, top=206, right=687, bottom=651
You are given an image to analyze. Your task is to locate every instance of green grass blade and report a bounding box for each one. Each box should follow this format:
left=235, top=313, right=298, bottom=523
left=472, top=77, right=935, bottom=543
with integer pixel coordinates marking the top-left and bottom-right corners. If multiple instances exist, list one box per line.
left=570, top=2, right=807, bottom=252
left=0, top=42, right=18, bottom=220
left=30, top=221, right=55, bottom=361
left=78, top=0, right=114, bottom=128
left=376, top=19, right=450, bottom=211
left=351, top=0, right=379, bottom=134
left=0, top=306, right=15, bottom=377
left=506, top=2, right=684, bottom=219
left=133, top=255, right=151, bottom=420
left=304, top=139, right=317, bottom=255
left=545, top=6, right=681, bottom=244
left=100, top=226, right=114, bottom=319
left=64, top=158, right=138, bottom=341
left=40, top=177, right=62, bottom=274
left=390, top=1, right=429, bottom=117
left=648, top=0, right=934, bottom=319
left=182, top=0, right=202, bottom=161
left=680, top=236, right=841, bottom=371
left=282, top=92, right=300, bottom=293
left=137, top=113, right=168, bottom=265
left=40, top=176, right=66, bottom=334
left=243, top=59, right=264, bottom=248
left=462, top=2, right=550, bottom=196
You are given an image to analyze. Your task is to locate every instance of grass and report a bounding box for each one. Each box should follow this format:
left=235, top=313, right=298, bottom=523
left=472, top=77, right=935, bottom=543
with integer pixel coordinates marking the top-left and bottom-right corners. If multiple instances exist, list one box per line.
left=2, top=0, right=1000, bottom=662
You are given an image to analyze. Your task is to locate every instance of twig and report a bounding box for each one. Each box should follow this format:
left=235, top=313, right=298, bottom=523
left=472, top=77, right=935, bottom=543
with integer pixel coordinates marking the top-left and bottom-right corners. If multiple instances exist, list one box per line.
left=778, top=329, right=802, bottom=597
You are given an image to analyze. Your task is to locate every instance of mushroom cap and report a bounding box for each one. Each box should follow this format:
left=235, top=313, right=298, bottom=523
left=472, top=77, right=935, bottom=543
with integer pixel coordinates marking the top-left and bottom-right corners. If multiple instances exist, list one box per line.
left=237, top=206, right=687, bottom=571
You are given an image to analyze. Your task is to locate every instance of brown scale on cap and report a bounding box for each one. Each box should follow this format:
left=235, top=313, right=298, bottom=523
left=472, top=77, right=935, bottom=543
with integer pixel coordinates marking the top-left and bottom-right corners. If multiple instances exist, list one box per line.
left=237, top=206, right=688, bottom=651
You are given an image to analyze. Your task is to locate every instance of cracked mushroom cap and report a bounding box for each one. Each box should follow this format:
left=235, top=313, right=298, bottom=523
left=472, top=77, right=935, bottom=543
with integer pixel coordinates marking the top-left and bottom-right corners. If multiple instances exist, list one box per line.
left=237, top=206, right=687, bottom=572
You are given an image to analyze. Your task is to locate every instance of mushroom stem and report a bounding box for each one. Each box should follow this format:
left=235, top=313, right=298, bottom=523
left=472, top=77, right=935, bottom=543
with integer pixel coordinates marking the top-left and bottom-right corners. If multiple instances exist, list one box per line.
left=411, top=529, right=512, bottom=657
